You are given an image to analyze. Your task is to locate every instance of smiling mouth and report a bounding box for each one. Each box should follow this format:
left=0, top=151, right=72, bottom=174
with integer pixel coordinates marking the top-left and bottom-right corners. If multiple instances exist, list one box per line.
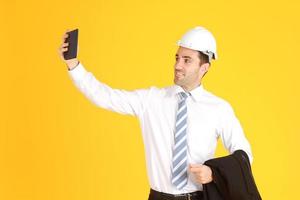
left=175, top=72, right=184, bottom=77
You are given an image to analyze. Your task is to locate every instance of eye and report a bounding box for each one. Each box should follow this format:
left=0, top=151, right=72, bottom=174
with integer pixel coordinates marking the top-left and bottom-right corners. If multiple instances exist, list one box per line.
left=184, top=59, right=191, bottom=63
left=175, top=57, right=179, bottom=62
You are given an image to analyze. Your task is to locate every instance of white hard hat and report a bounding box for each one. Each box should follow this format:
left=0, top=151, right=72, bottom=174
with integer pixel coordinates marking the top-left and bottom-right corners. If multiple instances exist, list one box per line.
left=177, top=26, right=218, bottom=62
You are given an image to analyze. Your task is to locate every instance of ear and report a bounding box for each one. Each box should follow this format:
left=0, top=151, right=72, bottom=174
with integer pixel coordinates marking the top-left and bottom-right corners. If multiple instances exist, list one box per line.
left=200, top=63, right=210, bottom=73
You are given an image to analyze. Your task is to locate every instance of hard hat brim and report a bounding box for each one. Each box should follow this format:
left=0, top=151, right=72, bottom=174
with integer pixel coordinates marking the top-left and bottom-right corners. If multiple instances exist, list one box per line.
left=176, top=41, right=218, bottom=61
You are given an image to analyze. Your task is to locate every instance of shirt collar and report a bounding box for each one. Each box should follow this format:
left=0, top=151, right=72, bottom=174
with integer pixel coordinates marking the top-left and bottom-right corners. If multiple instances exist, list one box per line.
left=169, top=83, right=205, bottom=102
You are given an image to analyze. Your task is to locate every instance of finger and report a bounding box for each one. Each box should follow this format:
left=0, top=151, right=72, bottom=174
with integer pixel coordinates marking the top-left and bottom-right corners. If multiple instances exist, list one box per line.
left=189, top=167, right=202, bottom=173
left=62, top=32, right=69, bottom=42
left=58, top=48, right=62, bottom=56
left=189, top=163, right=203, bottom=168
left=199, top=178, right=206, bottom=184
left=62, top=35, right=68, bottom=42
left=58, top=49, right=65, bottom=59
left=60, top=42, right=69, bottom=49
left=61, top=43, right=69, bottom=47
left=195, top=177, right=205, bottom=184
left=189, top=163, right=202, bottom=167
left=60, top=47, right=68, bottom=52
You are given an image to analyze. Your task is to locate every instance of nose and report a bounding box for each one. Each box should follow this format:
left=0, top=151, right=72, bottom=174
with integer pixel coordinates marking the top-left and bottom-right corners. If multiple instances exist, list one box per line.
left=174, top=61, right=183, bottom=70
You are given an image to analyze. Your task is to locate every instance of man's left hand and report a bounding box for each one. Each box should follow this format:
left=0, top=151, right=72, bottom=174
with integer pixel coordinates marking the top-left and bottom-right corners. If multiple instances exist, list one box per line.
left=189, top=164, right=213, bottom=184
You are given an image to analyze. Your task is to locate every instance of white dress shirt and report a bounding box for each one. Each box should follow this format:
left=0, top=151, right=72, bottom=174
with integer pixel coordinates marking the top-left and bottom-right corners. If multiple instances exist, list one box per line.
left=67, top=63, right=253, bottom=194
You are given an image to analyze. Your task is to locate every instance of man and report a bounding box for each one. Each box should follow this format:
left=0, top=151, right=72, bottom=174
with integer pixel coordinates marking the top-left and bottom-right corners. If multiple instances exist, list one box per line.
left=58, top=26, right=253, bottom=200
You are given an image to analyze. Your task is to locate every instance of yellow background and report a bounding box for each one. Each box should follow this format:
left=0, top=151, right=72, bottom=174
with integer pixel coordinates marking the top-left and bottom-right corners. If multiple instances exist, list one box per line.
left=1, top=0, right=300, bottom=199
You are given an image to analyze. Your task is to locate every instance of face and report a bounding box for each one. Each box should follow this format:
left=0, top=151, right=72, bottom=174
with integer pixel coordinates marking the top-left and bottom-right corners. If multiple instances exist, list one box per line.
left=174, top=46, right=209, bottom=91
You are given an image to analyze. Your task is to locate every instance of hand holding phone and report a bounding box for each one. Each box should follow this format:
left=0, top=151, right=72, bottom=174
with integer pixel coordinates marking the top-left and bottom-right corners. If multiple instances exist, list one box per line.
left=63, top=29, right=78, bottom=60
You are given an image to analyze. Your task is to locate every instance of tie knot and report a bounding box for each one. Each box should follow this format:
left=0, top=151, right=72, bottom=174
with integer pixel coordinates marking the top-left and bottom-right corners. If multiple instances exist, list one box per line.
left=179, top=91, right=190, bottom=101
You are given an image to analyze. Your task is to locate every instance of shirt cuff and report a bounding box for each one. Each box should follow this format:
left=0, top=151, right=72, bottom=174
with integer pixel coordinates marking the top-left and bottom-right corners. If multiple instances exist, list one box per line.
left=67, top=62, right=87, bottom=81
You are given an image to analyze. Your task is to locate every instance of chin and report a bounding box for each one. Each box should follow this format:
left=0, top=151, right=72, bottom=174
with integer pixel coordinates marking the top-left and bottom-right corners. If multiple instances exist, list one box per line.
left=174, top=79, right=182, bottom=86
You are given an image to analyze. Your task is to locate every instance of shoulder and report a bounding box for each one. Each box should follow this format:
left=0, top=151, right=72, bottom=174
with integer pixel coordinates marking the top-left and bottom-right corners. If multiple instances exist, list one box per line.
left=147, top=85, right=177, bottom=97
left=202, top=88, right=235, bottom=114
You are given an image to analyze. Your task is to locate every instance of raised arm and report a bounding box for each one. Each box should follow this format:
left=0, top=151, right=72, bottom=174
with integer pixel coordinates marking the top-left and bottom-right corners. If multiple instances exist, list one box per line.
left=67, top=63, right=151, bottom=116
left=58, top=29, right=151, bottom=117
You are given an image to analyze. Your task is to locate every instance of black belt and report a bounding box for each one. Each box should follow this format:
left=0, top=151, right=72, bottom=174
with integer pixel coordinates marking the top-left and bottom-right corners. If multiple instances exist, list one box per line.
left=149, top=188, right=204, bottom=200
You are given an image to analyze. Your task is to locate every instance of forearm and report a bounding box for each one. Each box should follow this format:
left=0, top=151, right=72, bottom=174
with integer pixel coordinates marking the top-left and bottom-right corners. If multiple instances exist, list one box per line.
left=67, top=62, right=149, bottom=116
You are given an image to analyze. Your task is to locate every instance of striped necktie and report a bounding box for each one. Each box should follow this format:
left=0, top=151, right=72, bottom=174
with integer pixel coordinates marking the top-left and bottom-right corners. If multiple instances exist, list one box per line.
left=171, top=91, right=190, bottom=190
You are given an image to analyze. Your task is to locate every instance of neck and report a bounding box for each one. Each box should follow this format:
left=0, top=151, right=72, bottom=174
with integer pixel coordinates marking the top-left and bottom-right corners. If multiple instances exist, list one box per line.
left=181, top=82, right=201, bottom=92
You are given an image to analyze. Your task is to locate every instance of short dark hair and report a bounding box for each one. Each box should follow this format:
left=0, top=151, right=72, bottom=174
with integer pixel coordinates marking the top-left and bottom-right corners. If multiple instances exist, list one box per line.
left=198, top=51, right=210, bottom=78
left=197, top=51, right=210, bottom=66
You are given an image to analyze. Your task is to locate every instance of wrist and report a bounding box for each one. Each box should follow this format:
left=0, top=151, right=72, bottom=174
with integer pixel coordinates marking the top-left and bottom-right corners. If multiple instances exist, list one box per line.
left=67, top=60, right=79, bottom=71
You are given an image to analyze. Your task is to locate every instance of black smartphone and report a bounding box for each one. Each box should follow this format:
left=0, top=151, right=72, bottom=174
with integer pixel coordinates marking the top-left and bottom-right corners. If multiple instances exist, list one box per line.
left=63, top=29, right=78, bottom=60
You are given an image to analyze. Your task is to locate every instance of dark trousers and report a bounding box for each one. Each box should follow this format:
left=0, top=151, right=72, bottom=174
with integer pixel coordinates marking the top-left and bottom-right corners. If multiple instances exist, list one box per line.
left=148, top=189, right=204, bottom=200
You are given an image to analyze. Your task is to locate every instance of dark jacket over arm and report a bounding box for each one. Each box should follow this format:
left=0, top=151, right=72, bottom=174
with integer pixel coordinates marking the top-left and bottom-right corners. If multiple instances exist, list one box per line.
left=203, top=150, right=262, bottom=200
